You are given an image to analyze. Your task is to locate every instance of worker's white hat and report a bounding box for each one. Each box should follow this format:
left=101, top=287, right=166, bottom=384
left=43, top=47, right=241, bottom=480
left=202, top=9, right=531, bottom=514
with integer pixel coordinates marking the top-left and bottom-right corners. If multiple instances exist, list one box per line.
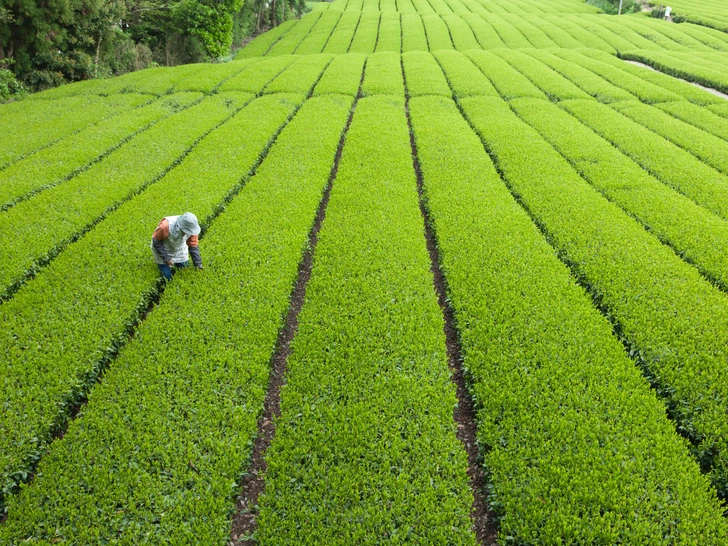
left=178, top=212, right=201, bottom=236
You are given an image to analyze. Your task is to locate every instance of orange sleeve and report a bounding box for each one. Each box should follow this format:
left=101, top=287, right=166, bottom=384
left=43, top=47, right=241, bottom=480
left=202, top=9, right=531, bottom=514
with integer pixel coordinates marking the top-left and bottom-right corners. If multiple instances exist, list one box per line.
left=186, top=234, right=199, bottom=247
left=152, top=218, right=169, bottom=241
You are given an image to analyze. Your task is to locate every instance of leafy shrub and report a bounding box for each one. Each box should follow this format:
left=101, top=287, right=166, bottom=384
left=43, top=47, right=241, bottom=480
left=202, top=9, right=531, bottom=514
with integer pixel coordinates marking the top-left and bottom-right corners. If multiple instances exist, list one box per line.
left=0, top=94, right=349, bottom=544
left=0, top=92, right=292, bottom=514
left=0, top=65, right=26, bottom=102
left=256, top=94, right=477, bottom=545
left=416, top=91, right=728, bottom=545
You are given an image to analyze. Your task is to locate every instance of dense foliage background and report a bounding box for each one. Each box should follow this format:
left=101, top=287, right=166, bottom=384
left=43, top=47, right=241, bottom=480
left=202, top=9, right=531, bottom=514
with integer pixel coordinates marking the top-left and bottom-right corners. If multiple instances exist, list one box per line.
left=0, top=0, right=307, bottom=90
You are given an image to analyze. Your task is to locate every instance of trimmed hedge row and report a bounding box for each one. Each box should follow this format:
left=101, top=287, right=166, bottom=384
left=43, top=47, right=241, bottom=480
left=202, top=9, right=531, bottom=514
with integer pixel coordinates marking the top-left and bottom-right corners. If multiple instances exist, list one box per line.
left=401, top=13, right=429, bottom=51
left=173, top=59, right=259, bottom=92
left=524, top=49, right=635, bottom=103
left=294, top=10, right=343, bottom=54
left=494, top=49, right=591, bottom=101
left=0, top=93, right=303, bottom=513
left=313, top=52, right=367, bottom=95
left=524, top=13, right=583, bottom=49
left=466, top=50, right=546, bottom=100
left=1, top=91, right=221, bottom=297
left=460, top=93, right=728, bottom=501
left=560, top=15, right=638, bottom=51
left=0, top=93, right=354, bottom=545
left=402, top=50, right=450, bottom=96
left=376, top=12, right=402, bottom=52
left=656, top=100, right=728, bottom=141
left=411, top=90, right=728, bottom=546
left=499, top=12, right=558, bottom=48
left=322, top=11, right=362, bottom=53
left=361, top=51, right=404, bottom=95
left=512, top=97, right=728, bottom=289
left=117, top=63, right=209, bottom=96
left=441, top=13, right=481, bottom=50
left=542, top=15, right=615, bottom=52
left=421, top=13, right=454, bottom=50
left=268, top=12, right=323, bottom=55
left=487, top=14, right=533, bottom=48
left=254, top=94, right=477, bottom=545
left=219, top=55, right=297, bottom=92
left=611, top=99, right=728, bottom=177
left=562, top=99, right=728, bottom=221
left=0, top=94, right=179, bottom=211
left=551, top=49, right=685, bottom=104
left=434, top=50, right=497, bottom=96
left=348, top=11, right=381, bottom=53
left=264, top=54, right=334, bottom=94
left=577, top=48, right=722, bottom=105
left=620, top=50, right=728, bottom=96
left=0, top=93, right=151, bottom=169
left=236, top=20, right=298, bottom=58
left=460, top=13, right=506, bottom=49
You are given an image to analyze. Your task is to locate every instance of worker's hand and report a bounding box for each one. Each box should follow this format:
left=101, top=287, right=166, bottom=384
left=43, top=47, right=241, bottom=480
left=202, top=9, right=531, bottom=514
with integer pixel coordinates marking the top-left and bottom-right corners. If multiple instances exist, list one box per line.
left=166, top=260, right=173, bottom=266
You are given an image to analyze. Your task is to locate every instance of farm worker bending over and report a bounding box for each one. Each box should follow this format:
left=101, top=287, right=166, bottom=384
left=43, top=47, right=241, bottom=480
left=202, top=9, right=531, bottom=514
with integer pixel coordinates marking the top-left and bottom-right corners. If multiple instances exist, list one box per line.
left=150, top=212, right=203, bottom=280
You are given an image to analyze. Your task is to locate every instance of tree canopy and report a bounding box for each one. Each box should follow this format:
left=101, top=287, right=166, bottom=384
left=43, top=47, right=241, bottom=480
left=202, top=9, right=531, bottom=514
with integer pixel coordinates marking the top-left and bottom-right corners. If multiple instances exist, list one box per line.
left=0, top=0, right=306, bottom=90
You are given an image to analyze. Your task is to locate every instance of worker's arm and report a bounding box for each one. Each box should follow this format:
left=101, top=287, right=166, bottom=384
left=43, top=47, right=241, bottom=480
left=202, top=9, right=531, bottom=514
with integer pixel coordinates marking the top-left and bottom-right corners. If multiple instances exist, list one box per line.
left=187, top=235, right=202, bottom=268
left=152, top=219, right=173, bottom=265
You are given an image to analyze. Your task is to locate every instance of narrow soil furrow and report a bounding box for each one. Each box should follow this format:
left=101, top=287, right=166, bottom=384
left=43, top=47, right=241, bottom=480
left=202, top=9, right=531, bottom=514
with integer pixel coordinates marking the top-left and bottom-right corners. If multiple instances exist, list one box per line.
left=441, top=14, right=458, bottom=49
left=230, top=65, right=365, bottom=545
left=422, top=14, right=432, bottom=50
left=374, top=12, right=384, bottom=50
left=402, top=58, right=498, bottom=546
left=346, top=11, right=364, bottom=52
left=400, top=13, right=404, bottom=53
left=320, top=12, right=343, bottom=51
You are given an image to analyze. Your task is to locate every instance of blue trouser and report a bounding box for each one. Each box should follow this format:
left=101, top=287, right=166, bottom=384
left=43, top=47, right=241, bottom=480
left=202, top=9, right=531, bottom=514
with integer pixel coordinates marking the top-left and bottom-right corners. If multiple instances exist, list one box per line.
left=157, top=260, right=189, bottom=280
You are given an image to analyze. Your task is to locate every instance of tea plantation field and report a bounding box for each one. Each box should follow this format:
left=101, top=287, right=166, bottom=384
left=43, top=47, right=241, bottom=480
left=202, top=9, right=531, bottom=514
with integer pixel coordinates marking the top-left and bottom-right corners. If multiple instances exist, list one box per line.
left=3, top=0, right=728, bottom=543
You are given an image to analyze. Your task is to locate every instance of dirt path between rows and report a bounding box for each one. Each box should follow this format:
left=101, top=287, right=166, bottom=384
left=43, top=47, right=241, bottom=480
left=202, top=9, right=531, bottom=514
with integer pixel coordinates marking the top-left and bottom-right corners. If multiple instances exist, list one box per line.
left=624, top=59, right=728, bottom=100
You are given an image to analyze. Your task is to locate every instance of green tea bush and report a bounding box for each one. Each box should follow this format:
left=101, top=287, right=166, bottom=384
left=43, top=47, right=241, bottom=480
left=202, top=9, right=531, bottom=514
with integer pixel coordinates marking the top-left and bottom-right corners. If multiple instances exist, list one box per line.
left=255, top=94, right=477, bottom=545
left=514, top=97, right=728, bottom=289
left=464, top=94, right=728, bottom=502
left=563, top=99, right=728, bottom=220
left=401, top=13, right=429, bottom=52
left=525, top=49, right=635, bottom=102
left=434, top=49, right=498, bottom=96
left=322, top=11, right=362, bottom=53
left=0, top=94, right=171, bottom=210
left=460, top=13, right=506, bottom=49
left=415, top=92, right=728, bottom=546
left=0, top=92, right=300, bottom=511
left=294, top=10, right=344, bottom=54
left=0, top=93, right=351, bottom=544
left=313, top=52, right=366, bottom=95
left=466, top=50, right=546, bottom=100
left=375, top=12, right=402, bottom=52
